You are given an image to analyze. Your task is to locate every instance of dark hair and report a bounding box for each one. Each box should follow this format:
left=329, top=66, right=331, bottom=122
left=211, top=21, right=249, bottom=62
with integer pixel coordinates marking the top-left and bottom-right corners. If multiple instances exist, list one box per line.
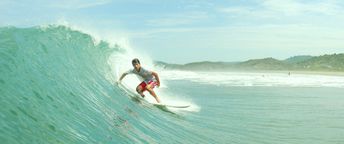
left=132, top=58, right=140, bottom=64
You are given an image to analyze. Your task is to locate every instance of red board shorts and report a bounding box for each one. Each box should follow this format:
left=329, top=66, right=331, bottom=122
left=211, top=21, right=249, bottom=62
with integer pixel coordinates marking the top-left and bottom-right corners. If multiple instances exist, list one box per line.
left=139, top=80, right=157, bottom=91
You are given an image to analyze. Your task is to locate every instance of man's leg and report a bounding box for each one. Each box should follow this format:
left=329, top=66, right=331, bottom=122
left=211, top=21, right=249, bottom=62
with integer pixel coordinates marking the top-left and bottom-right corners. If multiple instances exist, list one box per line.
left=136, top=85, right=145, bottom=98
left=146, top=84, right=161, bottom=103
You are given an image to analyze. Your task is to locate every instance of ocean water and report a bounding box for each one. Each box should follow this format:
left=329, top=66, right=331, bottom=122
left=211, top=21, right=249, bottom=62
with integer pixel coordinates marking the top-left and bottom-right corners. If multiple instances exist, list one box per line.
left=1, top=26, right=344, bottom=144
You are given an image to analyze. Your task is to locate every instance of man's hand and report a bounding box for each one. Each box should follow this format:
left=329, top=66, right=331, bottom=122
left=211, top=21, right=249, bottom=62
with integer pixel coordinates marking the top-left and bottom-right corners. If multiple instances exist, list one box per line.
left=152, top=72, right=160, bottom=88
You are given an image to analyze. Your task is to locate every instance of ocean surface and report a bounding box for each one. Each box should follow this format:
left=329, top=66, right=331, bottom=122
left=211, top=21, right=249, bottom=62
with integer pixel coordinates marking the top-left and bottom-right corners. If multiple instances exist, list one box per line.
left=1, top=26, right=344, bottom=144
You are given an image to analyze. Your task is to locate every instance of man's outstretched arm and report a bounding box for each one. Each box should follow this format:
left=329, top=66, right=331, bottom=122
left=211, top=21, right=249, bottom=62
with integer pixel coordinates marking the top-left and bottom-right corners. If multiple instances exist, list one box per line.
left=117, top=73, right=128, bottom=84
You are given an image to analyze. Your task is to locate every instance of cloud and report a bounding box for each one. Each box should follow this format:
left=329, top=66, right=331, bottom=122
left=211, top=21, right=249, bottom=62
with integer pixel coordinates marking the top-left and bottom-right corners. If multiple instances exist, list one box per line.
left=131, top=23, right=344, bottom=63
left=131, top=24, right=344, bottom=53
left=50, top=0, right=112, bottom=9
left=145, top=11, right=209, bottom=27
left=219, top=6, right=263, bottom=18
left=219, top=0, right=343, bottom=18
left=262, top=0, right=341, bottom=15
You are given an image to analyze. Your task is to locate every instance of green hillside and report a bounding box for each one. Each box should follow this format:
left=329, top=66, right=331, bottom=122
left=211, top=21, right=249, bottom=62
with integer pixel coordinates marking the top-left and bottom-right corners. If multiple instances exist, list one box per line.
left=155, top=53, right=344, bottom=72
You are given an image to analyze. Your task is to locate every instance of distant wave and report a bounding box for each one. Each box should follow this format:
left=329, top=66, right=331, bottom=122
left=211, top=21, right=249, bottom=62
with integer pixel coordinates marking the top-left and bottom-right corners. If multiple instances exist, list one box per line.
left=161, top=71, right=344, bottom=88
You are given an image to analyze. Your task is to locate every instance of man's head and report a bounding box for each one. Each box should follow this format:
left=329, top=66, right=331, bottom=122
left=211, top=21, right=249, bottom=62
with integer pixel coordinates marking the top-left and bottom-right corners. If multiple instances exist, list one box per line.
left=132, top=58, right=141, bottom=70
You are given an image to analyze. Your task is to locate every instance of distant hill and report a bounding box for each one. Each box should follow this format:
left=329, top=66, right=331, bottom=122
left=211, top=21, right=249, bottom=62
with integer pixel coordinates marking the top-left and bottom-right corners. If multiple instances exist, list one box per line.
left=154, top=53, right=344, bottom=72
left=284, top=55, right=313, bottom=64
left=238, top=58, right=290, bottom=70
left=295, top=54, right=344, bottom=71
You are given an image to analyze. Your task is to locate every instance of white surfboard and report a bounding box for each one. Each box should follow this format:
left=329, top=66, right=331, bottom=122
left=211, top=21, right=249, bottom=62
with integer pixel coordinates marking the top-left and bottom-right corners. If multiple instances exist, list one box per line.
left=117, top=83, right=190, bottom=108
left=153, top=103, right=190, bottom=108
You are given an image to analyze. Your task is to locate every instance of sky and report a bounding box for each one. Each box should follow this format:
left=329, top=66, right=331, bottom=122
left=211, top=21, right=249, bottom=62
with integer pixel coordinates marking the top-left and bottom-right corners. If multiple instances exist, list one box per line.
left=1, top=0, right=344, bottom=64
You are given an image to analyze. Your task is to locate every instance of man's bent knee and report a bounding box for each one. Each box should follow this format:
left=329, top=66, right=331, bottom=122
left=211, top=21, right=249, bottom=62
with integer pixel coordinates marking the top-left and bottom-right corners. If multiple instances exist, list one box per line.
left=136, top=86, right=143, bottom=93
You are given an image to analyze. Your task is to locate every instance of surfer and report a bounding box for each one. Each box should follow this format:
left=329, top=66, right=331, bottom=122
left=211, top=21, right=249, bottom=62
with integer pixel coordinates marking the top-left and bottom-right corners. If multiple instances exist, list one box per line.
left=117, top=58, right=161, bottom=103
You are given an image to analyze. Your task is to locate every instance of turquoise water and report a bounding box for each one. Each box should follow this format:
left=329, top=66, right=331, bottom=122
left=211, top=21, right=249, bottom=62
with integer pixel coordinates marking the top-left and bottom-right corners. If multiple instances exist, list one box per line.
left=1, top=26, right=344, bottom=144
left=166, top=80, right=344, bottom=143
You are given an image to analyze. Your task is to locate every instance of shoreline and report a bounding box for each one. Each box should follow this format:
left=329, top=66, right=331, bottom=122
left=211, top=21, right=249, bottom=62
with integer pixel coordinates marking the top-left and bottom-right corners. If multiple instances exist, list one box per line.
left=249, top=70, right=344, bottom=77
left=278, top=70, right=344, bottom=76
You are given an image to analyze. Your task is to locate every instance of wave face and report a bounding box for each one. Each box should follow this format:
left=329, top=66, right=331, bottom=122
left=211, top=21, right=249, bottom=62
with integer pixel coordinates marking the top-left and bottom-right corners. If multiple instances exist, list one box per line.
left=0, top=26, right=196, bottom=143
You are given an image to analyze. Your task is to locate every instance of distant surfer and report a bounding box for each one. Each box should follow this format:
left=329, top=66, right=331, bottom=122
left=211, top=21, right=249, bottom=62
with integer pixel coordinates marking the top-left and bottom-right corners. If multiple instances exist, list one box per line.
left=117, top=58, right=161, bottom=103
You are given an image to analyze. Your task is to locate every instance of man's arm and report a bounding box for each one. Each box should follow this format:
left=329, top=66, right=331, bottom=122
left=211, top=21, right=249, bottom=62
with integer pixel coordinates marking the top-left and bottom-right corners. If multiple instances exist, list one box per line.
left=152, top=71, right=160, bottom=87
left=117, top=73, right=128, bottom=84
